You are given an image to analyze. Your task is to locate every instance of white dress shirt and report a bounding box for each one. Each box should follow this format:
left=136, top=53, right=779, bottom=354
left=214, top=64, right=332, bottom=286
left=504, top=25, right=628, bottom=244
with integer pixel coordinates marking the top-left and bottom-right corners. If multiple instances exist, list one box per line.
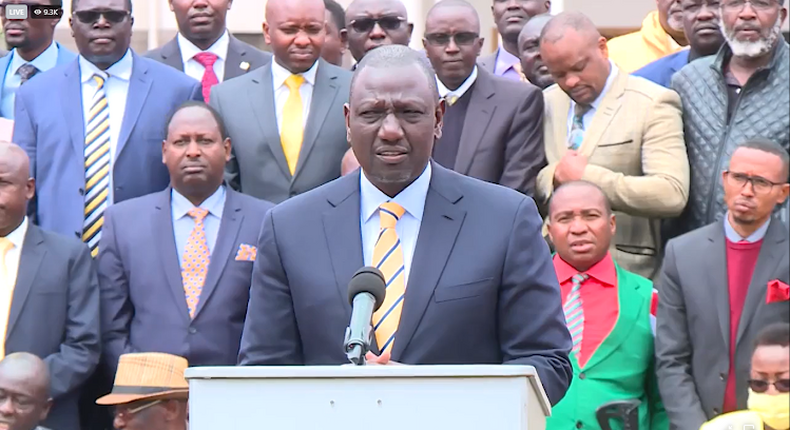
left=724, top=212, right=770, bottom=243
left=177, top=30, right=229, bottom=83
left=360, top=163, right=432, bottom=286
left=436, top=65, right=478, bottom=100
left=1, top=42, right=59, bottom=118
left=271, top=59, right=318, bottom=133
left=79, top=49, right=133, bottom=204
left=566, top=60, right=619, bottom=144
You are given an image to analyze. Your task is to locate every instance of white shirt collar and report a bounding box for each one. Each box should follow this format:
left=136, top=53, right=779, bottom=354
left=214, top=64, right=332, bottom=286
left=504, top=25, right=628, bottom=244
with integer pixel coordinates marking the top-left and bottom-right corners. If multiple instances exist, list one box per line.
left=360, top=163, right=432, bottom=223
left=436, top=66, right=478, bottom=99
left=3, top=217, right=28, bottom=249
left=724, top=212, right=770, bottom=243
left=171, top=185, right=226, bottom=220
left=9, top=42, right=59, bottom=76
left=177, top=30, right=230, bottom=64
left=271, top=58, right=318, bottom=89
left=79, top=49, right=133, bottom=83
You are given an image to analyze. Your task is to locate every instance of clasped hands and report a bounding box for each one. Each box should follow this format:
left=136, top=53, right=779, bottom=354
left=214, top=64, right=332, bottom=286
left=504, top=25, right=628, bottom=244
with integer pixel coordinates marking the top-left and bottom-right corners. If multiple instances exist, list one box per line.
left=553, top=150, right=589, bottom=185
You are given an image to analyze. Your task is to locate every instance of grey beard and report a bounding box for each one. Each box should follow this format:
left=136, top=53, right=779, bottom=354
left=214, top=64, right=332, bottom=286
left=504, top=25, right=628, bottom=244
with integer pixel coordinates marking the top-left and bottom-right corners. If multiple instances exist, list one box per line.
left=721, top=17, right=782, bottom=58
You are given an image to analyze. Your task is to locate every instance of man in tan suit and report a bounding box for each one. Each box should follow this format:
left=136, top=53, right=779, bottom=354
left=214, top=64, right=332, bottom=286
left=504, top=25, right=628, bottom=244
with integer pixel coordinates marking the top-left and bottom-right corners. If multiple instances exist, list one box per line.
left=537, top=12, right=689, bottom=279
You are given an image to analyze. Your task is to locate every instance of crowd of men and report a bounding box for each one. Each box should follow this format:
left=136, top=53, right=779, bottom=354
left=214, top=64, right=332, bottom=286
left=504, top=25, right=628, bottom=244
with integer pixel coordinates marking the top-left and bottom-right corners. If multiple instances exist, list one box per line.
left=0, top=0, right=788, bottom=429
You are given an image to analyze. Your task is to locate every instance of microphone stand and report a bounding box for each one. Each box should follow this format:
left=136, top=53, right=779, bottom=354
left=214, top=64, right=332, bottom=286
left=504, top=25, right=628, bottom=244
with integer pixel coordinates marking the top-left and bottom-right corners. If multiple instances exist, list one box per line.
left=344, top=323, right=372, bottom=365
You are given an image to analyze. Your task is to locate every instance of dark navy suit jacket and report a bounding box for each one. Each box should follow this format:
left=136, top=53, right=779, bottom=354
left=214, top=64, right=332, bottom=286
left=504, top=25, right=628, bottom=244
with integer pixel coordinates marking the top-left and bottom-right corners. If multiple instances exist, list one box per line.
left=238, top=162, right=573, bottom=406
left=632, top=50, right=690, bottom=88
left=12, top=52, right=202, bottom=240
left=97, top=187, right=274, bottom=374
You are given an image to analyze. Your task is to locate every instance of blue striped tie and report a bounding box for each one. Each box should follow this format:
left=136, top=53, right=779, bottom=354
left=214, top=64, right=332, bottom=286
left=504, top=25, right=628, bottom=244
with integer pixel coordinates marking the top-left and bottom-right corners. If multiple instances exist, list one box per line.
left=83, top=74, right=111, bottom=258
left=564, top=273, right=588, bottom=356
left=371, top=202, right=406, bottom=355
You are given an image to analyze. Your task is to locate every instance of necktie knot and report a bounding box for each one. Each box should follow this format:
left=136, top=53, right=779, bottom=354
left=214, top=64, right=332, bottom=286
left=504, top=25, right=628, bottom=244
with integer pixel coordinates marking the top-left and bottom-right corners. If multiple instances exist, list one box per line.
left=574, top=103, right=591, bottom=121
left=379, top=202, right=405, bottom=230
left=194, top=52, right=218, bottom=68
left=572, top=273, right=589, bottom=286
left=285, top=74, right=305, bottom=91
left=187, top=208, right=209, bottom=223
left=446, top=94, right=459, bottom=106
left=92, top=73, right=107, bottom=89
left=0, top=237, right=12, bottom=256
left=17, top=63, right=39, bottom=82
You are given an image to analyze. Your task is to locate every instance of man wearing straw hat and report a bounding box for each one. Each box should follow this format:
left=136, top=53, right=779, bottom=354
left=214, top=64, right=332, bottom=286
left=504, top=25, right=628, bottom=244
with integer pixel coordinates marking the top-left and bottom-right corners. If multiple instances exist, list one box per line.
left=96, top=353, right=189, bottom=430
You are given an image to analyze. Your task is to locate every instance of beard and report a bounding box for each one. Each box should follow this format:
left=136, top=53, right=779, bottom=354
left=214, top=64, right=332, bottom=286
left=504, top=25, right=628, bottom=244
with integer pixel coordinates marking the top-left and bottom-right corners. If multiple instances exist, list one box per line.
left=720, top=16, right=782, bottom=58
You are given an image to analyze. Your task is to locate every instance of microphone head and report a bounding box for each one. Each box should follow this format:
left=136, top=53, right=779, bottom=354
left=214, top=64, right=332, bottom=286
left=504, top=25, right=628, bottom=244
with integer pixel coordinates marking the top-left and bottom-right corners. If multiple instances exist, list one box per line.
left=348, top=266, right=387, bottom=311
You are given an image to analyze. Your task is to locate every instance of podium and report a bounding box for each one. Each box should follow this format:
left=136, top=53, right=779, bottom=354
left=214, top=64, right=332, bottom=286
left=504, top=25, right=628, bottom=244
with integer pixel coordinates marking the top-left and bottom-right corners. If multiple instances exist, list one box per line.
left=185, top=365, right=551, bottom=430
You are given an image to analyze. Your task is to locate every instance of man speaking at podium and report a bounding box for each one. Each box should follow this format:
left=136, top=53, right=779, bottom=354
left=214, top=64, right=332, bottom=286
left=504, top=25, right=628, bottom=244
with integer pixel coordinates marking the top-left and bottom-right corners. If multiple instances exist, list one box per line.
left=238, top=45, right=573, bottom=406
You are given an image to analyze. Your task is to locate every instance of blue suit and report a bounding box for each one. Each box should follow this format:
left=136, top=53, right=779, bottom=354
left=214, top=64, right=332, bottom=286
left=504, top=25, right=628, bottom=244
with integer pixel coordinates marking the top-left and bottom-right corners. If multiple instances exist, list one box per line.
left=0, top=43, right=77, bottom=118
left=632, top=50, right=690, bottom=88
left=12, top=52, right=202, bottom=239
left=98, top=187, right=274, bottom=373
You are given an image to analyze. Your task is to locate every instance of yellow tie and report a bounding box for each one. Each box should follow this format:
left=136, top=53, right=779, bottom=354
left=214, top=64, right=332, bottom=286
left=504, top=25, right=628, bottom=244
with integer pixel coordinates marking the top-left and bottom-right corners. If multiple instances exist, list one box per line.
left=281, top=74, right=305, bottom=176
left=0, top=237, right=15, bottom=359
left=446, top=95, right=459, bottom=106
left=513, top=62, right=528, bottom=83
left=371, top=202, right=407, bottom=354
left=83, top=74, right=111, bottom=258
left=182, top=208, right=210, bottom=319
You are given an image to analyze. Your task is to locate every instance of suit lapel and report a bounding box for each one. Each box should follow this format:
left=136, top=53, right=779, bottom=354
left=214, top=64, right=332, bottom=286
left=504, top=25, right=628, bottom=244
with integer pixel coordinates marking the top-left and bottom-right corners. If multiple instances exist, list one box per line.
left=322, top=172, right=365, bottom=324
left=706, top=223, right=731, bottom=347
left=224, top=37, right=248, bottom=80
left=194, top=189, right=244, bottom=318
left=553, top=92, right=571, bottom=158
left=116, top=53, right=153, bottom=161
left=582, top=264, right=643, bottom=370
left=153, top=189, right=192, bottom=323
left=736, top=221, right=787, bottom=346
left=0, top=55, right=11, bottom=99
left=6, top=225, right=46, bottom=341
left=159, top=38, right=184, bottom=71
left=63, top=60, right=87, bottom=163
left=249, top=65, right=292, bottom=179
left=293, top=60, right=340, bottom=183
left=455, top=70, right=496, bottom=175
left=391, top=164, right=466, bottom=361
left=578, top=71, right=627, bottom=158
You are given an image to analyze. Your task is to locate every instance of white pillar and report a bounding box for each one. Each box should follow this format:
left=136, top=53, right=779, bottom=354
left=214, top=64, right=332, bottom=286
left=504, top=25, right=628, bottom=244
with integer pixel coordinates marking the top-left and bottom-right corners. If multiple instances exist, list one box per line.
left=403, top=0, right=426, bottom=50
left=148, top=0, right=159, bottom=51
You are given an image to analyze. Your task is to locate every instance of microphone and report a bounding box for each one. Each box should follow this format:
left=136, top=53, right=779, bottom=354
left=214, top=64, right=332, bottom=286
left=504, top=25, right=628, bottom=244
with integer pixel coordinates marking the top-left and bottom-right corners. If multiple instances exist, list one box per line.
left=344, top=266, right=387, bottom=365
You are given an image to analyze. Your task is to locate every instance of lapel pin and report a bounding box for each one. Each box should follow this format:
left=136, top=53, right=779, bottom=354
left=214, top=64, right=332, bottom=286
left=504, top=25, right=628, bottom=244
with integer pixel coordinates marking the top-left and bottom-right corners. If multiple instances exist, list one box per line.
left=240, top=61, right=250, bottom=72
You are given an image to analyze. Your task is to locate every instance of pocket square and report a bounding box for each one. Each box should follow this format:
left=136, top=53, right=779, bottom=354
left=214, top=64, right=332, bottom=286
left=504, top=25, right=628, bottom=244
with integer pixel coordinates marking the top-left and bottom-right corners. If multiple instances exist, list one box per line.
left=766, top=279, right=790, bottom=303
left=235, top=244, right=257, bottom=262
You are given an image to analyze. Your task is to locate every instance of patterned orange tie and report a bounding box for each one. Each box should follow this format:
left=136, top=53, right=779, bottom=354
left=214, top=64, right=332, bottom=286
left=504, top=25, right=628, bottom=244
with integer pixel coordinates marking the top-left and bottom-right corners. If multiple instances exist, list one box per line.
left=182, top=208, right=210, bottom=318
left=372, top=202, right=407, bottom=354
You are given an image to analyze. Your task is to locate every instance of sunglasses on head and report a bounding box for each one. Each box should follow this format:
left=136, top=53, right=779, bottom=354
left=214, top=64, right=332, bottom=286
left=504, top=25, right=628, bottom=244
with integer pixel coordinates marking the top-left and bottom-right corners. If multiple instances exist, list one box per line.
left=73, top=9, right=129, bottom=24
left=748, top=379, right=790, bottom=393
left=349, top=16, right=405, bottom=33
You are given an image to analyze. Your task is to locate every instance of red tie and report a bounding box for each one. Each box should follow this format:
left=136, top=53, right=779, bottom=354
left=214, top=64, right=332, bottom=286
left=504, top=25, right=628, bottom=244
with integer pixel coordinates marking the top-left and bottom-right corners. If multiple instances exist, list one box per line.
left=193, top=52, right=219, bottom=103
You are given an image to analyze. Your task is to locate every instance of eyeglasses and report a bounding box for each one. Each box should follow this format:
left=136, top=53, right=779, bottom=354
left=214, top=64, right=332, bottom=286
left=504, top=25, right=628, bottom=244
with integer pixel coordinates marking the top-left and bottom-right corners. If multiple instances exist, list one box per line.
left=424, top=32, right=480, bottom=47
left=349, top=16, right=405, bottom=33
left=748, top=379, right=790, bottom=393
left=112, top=400, right=163, bottom=420
left=73, top=9, right=130, bottom=24
left=725, top=171, right=786, bottom=194
left=722, top=0, right=778, bottom=11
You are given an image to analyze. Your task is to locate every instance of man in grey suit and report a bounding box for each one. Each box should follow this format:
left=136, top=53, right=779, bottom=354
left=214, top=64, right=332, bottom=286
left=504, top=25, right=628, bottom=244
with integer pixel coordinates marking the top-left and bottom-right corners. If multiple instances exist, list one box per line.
left=98, top=102, right=274, bottom=374
left=423, top=0, right=545, bottom=196
left=145, top=0, right=271, bottom=102
left=0, top=143, right=100, bottom=430
left=238, top=45, right=573, bottom=406
left=656, top=138, right=790, bottom=429
left=478, top=0, right=549, bottom=81
left=210, top=0, right=351, bottom=203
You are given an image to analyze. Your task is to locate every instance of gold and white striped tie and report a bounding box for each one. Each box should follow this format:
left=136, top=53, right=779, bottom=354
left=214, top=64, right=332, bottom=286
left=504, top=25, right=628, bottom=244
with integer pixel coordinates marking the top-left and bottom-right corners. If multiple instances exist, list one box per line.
left=372, top=202, right=407, bottom=354
left=83, top=74, right=111, bottom=258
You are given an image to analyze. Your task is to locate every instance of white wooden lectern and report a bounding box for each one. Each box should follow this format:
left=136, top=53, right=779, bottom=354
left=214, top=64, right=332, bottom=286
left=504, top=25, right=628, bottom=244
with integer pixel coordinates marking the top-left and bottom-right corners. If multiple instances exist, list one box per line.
left=185, top=365, right=551, bottom=430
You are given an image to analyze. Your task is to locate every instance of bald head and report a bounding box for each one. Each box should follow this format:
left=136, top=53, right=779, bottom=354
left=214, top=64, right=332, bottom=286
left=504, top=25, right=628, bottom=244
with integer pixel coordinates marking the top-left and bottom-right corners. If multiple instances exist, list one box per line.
left=520, top=13, right=552, bottom=44
left=347, top=0, right=408, bottom=20
left=266, top=0, right=326, bottom=21
left=427, top=0, right=479, bottom=28
left=0, top=353, right=50, bottom=398
left=540, top=11, right=601, bottom=45
left=549, top=181, right=611, bottom=217
left=0, top=141, right=30, bottom=178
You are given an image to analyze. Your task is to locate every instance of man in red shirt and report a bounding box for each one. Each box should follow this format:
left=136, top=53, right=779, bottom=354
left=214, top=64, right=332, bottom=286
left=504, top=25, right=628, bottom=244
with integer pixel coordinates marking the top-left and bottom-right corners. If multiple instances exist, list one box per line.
left=546, top=180, right=666, bottom=430
left=656, top=137, right=790, bottom=430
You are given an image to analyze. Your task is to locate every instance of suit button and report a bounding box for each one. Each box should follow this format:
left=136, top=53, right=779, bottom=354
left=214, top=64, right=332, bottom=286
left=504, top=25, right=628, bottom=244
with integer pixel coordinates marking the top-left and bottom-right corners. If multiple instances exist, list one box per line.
left=720, top=373, right=726, bottom=381
left=75, top=231, right=80, bottom=238
left=713, top=408, right=719, bottom=415
left=579, top=373, right=586, bottom=380
left=189, top=327, right=197, bottom=334
left=78, top=188, right=85, bottom=196
left=289, top=191, right=297, bottom=197
left=576, top=421, right=583, bottom=428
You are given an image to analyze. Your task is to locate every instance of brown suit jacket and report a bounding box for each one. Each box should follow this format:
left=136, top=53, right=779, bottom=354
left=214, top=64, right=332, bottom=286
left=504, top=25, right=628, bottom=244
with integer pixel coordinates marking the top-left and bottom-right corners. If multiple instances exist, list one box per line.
left=443, top=67, right=546, bottom=196
left=537, top=72, right=689, bottom=279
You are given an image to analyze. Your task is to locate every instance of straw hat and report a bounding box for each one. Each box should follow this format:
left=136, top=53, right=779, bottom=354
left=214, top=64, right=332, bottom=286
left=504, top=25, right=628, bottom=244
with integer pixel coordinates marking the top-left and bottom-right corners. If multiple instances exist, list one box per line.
left=96, top=352, right=190, bottom=406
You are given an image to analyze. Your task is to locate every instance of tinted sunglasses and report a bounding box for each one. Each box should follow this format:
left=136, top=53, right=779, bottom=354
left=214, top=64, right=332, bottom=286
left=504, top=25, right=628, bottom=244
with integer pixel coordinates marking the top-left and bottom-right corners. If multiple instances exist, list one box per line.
left=424, top=32, right=479, bottom=46
left=349, top=16, right=405, bottom=33
left=748, top=379, right=790, bottom=393
left=73, top=9, right=130, bottom=24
